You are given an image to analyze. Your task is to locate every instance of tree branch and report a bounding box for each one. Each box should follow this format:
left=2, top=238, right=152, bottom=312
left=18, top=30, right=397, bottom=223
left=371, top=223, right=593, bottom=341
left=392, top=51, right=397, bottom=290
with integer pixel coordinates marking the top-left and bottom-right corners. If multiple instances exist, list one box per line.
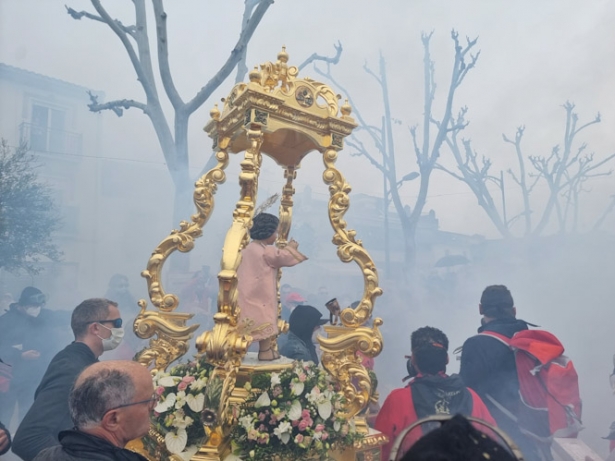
left=298, top=41, right=343, bottom=71
left=235, top=0, right=261, bottom=83
left=152, top=0, right=184, bottom=109
left=185, top=0, right=274, bottom=114
left=87, top=90, right=147, bottom=116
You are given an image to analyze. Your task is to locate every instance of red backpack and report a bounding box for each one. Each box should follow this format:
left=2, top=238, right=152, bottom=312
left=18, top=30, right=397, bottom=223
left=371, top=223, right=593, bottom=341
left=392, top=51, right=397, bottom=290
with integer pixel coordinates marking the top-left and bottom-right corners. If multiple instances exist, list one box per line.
left=480, top=329, right=582, bottom=440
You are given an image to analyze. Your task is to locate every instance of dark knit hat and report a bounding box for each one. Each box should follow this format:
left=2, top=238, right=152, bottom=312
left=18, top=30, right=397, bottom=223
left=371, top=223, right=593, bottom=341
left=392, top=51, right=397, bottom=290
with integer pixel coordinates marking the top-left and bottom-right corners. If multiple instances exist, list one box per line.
left=17, top=286, right=46, bottom=306
left=250, top=213, right=279, bottom=240
left=401, top=414, right=518, bottom=461
left=480, top=285, right=514, bottom=311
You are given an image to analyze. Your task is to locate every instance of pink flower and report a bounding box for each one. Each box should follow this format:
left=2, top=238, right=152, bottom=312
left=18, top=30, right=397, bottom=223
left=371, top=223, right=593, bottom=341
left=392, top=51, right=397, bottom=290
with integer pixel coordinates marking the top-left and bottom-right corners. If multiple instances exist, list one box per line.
left=298, top=420, right=308, bottom=431
left=155, top=386, right=165, bottom=396
left=258, top=413, right=266, bottom=421
left=269, top=415, right=278, bottom=425
left=177, top=381, right=188, bottom=391
left=292, top=420, right=299, bottom=427
left=301, top=409, right=311, bottom=419
left=295, top=434, right=304, bottom=444
left=258, top=424, right=266, bottom=432
left=182, top=375, right=196, bottom=384
left=321, top=431, right=329, bottom=441
left=299, top=373, right=307, bottom=382
left=315, top=424, right=325, bottom=432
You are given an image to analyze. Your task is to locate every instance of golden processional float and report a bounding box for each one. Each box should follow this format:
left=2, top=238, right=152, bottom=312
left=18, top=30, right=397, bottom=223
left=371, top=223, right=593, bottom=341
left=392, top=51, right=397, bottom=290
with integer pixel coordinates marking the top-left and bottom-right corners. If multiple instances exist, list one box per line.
left=129, top=48, right=387, bottom=461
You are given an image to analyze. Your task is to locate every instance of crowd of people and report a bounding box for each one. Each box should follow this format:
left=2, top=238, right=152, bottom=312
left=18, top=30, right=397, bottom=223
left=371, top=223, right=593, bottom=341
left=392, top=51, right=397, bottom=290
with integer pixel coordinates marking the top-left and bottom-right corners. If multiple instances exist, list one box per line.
left=0, top=215, right=605, bottom=461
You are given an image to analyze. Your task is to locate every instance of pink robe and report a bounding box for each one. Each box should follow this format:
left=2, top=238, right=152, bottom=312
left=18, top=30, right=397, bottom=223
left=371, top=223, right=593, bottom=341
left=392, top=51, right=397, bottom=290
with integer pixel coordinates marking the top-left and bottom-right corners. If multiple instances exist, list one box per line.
left=237, top=241, right=307, bottom=341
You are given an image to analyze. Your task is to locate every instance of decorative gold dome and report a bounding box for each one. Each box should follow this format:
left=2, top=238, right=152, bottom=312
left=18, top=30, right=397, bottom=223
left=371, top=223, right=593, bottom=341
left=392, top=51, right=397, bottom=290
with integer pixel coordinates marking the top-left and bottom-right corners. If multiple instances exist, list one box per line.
left=277, top=45, right=289, bottom=63
left=341, top=99, right=352, bottom=117
left=249, top=66, right=261, bottom=83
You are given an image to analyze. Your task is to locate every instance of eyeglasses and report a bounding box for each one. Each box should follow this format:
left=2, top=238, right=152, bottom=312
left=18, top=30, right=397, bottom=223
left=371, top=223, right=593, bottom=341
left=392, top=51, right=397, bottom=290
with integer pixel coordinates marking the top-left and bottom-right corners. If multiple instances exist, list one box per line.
left=84, top=318, right=123, bottom=328
left=105, top=393, right=160, bottom=413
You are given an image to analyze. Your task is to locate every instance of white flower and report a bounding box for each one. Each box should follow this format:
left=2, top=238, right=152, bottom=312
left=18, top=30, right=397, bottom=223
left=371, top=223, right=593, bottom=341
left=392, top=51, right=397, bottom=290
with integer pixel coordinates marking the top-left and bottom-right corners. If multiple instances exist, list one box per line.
left=270, top=372, right=281, bottom=387
left=334, top=420, right=341, bottom=432
left=179, top=445, right=199, bottom=461
left=165, top=428, right=188, bottom=454
left=174, top=391, right=187, bottom=409
left=189, top=377, right=207, bottom=392
left=158, top=376, right=182, bottom=387
left=317, top=400, right=332, bottom=420
left=239, top=415, right=254, bottom=431
left=307, top=387, right=333, bottom=419
left=254, top=391, right=271, bottom=409
left=290, top=381, right=304, bottom=396
left=171, top=411, right=194, bottom=429
left=288, top=400, right=302, bottom=421
left=154, top=393, right=176, bottom=413
left=185, top=393, right=205, bottom=412
left=306, top=387, right=321, bottom=404
left=273, top=421, right=292, bottom=444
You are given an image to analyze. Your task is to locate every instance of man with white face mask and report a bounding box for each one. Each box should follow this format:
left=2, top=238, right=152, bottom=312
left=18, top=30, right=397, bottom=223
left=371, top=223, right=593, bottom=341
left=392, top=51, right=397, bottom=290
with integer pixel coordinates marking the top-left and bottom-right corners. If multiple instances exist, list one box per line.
left=12, top=298, right=123, bottom=461
left=0, top=286, right=63, bottom=425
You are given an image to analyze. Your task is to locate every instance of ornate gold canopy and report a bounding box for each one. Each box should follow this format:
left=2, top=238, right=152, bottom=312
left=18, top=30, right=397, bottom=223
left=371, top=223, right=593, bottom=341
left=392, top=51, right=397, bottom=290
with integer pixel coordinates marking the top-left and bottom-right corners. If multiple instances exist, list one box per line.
left=132, top=48, right=384, bottom=461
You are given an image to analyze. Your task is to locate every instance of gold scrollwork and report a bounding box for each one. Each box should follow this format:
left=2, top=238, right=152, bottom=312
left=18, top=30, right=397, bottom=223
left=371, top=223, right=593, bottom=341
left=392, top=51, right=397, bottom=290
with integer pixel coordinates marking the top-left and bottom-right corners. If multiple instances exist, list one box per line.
left=319, top=320, right=384, bottom=420
left=133, top=138, right=230, bottom=373
left=322, top=147, right=383, bottom=328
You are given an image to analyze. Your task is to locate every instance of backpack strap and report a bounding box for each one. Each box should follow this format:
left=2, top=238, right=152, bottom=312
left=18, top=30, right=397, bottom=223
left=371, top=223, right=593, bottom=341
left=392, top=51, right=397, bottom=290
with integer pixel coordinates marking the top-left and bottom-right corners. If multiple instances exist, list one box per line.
left=478, top=330, right=512, bottom=346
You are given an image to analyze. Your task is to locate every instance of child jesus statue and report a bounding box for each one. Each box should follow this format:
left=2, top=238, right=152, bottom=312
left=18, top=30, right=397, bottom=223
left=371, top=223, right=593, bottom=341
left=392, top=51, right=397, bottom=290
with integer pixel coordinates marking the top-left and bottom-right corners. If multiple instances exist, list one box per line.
left=237, top=213, right=308, bottom=361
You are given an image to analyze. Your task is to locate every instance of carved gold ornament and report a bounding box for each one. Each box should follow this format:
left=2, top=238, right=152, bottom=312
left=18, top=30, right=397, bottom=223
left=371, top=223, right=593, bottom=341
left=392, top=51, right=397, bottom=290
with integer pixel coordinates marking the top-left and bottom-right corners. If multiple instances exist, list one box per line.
left=134, top=48, right=385, bottom=460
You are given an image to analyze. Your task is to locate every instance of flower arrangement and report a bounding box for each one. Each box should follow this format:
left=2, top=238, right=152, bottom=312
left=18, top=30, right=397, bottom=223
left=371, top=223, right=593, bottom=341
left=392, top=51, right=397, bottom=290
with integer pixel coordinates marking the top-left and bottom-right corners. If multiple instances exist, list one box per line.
left=145, top=358, right=219, bottom=461
left=229, top=361, right=363, bottom=461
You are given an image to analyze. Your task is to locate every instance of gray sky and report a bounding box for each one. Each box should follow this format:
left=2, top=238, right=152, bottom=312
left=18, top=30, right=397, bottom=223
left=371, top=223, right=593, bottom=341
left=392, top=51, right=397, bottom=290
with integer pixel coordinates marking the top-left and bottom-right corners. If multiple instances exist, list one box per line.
left=1, top=0, right=614, bottom=236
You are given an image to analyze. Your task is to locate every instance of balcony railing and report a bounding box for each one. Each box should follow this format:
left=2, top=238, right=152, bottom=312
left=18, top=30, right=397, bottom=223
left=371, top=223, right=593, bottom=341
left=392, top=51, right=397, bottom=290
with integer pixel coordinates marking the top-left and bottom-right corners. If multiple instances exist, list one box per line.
left=19, top=122, right=83, bottom=156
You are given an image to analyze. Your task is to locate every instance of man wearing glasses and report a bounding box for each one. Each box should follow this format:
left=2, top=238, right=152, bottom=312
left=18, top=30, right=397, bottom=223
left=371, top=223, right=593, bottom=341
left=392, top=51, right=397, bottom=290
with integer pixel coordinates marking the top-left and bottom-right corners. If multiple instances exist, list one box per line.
left=12, top=298, right=124, bottom=461
left=32, top=360, right=152, bottom=461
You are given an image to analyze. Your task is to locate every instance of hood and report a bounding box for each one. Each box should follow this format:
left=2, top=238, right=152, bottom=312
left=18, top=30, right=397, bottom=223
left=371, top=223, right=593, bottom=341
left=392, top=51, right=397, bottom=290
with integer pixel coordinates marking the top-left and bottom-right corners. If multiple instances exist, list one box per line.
left=289, top=305, right=327, bottom=342
left=410, top=373, right=473, bottom=419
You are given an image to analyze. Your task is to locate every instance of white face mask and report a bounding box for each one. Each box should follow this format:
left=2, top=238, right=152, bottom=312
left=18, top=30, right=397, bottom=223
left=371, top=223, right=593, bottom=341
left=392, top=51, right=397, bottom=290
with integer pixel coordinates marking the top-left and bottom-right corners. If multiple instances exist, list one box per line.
left=26, top=306, right=41, bottom=318
left=96, top=323, right=125, bottom=351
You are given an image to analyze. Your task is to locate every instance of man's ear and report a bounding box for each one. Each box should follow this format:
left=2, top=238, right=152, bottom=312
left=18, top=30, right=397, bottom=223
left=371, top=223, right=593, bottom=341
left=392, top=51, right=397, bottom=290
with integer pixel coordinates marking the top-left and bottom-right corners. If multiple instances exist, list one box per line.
left=446, top=354, right=449, bottom=365
left=478, top=303, right=484, bottom=315
left=100, top=409, right=121, bottom=431
left=512, top=306, right=517, bottom=317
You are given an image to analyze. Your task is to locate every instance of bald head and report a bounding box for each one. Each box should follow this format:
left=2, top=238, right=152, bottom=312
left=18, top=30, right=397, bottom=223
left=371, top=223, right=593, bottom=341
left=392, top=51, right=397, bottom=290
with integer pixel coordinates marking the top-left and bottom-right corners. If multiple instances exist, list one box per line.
left=70, top=361, right=152, bottom=431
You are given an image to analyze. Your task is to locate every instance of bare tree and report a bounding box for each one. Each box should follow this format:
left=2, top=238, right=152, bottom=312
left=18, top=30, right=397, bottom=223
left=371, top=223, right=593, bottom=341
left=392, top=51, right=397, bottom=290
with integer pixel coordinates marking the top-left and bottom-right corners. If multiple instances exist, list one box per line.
left=315, top=30, right=479, bottom=274
left=437, top=102, right=615, bottom=236
left=67, top=0, right=274, bottom=227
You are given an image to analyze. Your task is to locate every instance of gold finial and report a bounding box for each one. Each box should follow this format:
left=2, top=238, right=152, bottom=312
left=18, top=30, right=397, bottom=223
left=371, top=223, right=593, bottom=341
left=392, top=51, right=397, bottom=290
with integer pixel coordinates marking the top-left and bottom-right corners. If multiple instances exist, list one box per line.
left=210, top=103, right=220, bottom=121
left=277, top=46, right=289, bottom=63
left=249, top=66, right=261, bottom=83
left=341, top=99, right=352, bottom=117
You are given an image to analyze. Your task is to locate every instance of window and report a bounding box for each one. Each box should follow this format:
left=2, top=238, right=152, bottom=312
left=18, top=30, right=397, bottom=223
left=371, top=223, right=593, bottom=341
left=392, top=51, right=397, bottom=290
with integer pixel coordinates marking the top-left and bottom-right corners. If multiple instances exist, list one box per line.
left=30, top=104, right=67, bottom=152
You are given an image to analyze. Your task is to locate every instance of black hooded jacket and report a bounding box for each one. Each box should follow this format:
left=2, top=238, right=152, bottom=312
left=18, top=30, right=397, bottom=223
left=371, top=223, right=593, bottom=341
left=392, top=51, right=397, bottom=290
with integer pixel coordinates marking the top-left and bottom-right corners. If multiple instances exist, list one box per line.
left=280, top=305, right=324, bottom=364
left=459, top=317, right=540, bottom=461
left=32, top=430, right=147, bottom=461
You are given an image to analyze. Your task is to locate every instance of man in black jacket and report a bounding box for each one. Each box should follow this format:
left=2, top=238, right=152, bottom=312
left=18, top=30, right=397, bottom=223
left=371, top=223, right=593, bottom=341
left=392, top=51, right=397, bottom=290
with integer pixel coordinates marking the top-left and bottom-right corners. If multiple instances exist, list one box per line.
left=459, top=285, right=541, bottom=461
left=32, top=360, right=151, bottom=461
left=12, top=298, right=124, bottom=461
left=0, top=287, right=68, bottom=424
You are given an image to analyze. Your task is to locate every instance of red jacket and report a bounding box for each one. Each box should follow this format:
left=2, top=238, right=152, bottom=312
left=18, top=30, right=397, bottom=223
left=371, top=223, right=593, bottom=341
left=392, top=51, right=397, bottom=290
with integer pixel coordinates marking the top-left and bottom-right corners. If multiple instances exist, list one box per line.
left=375, top=380, right=496, bottom=460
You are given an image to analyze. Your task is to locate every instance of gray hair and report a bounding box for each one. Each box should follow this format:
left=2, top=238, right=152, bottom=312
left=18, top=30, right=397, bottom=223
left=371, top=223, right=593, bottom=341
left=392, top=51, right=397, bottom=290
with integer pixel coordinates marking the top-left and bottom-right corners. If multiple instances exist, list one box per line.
left=69, top=368, right=135, bottom=429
